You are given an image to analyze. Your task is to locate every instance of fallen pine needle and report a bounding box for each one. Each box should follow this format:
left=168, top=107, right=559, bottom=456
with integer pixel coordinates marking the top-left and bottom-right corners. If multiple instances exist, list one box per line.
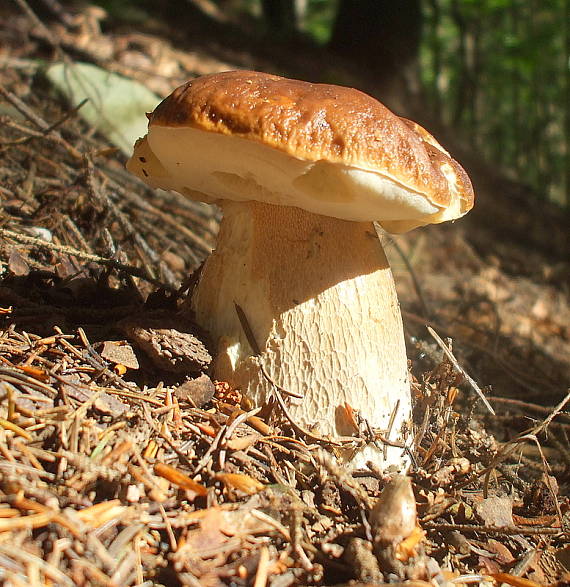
left=154, top=462, right=208, bottom=496
left=0, top=417, right=33, bottom=440
left=491, top=573, right=543, bottom=587
left=0, top=511, right=56, bottom=532
left=0, top=543, right=74, bottom=586
left=253, top=545, right=270, bottom=587
left=216, top=472, right=265, bottom=495
left=75, top=500, right=127, bottom=528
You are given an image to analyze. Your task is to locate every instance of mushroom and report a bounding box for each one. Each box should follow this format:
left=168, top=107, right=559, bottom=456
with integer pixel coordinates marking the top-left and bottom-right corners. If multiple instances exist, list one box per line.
left=127, top=71, right=474, bottom=469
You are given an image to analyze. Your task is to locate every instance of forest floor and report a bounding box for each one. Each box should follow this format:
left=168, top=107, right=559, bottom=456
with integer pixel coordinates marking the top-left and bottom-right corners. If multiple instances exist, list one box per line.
left=0, top=2, right=569, bottom=586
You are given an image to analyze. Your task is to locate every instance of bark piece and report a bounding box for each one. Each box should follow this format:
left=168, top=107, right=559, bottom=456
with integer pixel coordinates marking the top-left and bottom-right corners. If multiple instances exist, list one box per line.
left=98, top=340, right=139, bottom=369
left=175, top=374, right=215, bottom=407
left=120, top=312, right=211, bottom=374
left=475, top=496, right=513, bottom=528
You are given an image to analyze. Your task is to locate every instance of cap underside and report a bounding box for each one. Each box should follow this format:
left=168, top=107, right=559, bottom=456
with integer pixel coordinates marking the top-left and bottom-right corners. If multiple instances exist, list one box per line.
left=128, top=125, right=464, bottom=231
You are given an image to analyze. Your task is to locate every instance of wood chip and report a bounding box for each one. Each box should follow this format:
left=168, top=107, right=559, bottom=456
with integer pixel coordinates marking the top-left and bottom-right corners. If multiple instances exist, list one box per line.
left=98, top=340, right=139, bottom=370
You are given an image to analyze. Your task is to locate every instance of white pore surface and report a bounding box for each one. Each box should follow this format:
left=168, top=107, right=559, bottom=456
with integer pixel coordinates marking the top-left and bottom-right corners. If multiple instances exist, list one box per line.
left=144, top=126, right=441, bottom=223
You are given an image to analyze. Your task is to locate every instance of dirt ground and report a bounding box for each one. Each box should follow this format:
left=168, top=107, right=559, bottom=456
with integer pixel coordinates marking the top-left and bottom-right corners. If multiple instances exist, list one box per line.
left=0, top=2, right=569, bottom=586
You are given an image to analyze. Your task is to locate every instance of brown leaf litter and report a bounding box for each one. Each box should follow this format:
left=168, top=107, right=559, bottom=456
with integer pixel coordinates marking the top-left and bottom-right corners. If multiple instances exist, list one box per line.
left=1, top=1, right=569, bottom=585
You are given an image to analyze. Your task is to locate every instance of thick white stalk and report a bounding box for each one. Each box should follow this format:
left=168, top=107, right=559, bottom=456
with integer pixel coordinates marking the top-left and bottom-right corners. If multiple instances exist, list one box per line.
left=192, top=201, right=411, bottom=469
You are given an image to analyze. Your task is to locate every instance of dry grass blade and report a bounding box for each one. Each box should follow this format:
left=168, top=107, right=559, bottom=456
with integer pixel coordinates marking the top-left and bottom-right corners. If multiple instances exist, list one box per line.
left=428, top=325, right=495, bottom=414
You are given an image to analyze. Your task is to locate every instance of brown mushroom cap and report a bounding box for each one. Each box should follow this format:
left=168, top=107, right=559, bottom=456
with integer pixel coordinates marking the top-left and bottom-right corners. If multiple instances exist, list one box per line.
left=130, top=70, right=474, bottom=232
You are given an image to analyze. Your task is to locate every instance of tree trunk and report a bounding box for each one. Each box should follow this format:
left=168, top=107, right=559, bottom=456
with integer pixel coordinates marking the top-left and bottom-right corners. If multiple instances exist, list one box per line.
left=328, top=0, right=422, bottom=96
left=450, top=0, right=468, bottom=127
left=426, top=0, right=443, bottom=119
left=565, top=0, right=570, bottom=204
left=261, top=0, right=297, bottom=35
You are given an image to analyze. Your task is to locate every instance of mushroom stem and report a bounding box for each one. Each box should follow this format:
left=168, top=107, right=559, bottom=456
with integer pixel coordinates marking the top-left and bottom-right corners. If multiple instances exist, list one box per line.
left=192, top=200, right=411, bottom=468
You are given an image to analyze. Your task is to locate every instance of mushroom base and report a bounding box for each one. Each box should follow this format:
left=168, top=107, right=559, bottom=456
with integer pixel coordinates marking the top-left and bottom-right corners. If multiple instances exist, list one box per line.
left=191, top=201, right=411, bottom=469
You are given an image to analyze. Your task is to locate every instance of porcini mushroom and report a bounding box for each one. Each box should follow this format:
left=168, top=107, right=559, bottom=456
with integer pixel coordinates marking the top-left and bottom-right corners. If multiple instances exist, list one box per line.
left=127, top=71, right=474, bottom=469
